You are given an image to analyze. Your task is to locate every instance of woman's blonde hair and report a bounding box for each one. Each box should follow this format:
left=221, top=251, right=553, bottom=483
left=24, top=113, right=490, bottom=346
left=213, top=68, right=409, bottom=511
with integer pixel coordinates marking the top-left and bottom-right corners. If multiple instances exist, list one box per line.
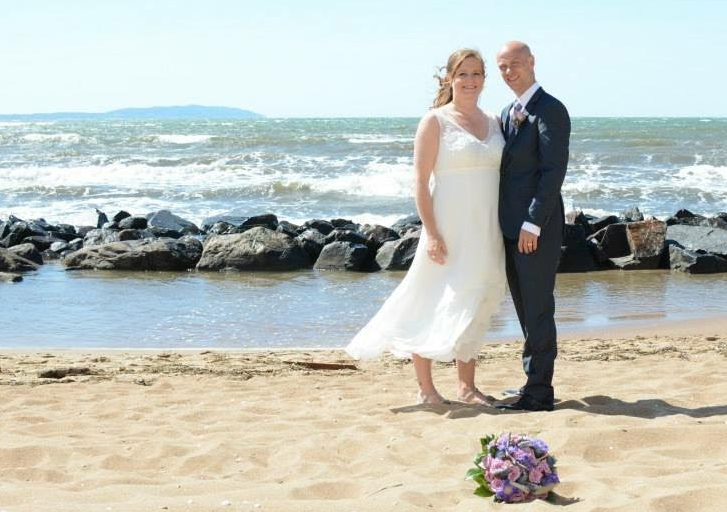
left=432, top=48, right=486, bottom=108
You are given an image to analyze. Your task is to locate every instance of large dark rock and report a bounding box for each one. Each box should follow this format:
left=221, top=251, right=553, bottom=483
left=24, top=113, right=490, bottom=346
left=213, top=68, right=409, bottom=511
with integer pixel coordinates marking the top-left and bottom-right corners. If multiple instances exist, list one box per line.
left=590, top=215, right=620, bottom=233
left=375, top=231, right=421, bottom=271
left=149, top=226, right=183, bottom=239
left=298, top=219, right=334, bottom=236
left=83, top=228, right=121, bottom=247
left=1, top=221, right=46, bottom=248
left=0, top=248, right=40, bottom=272
left=50, top=240, right=70, bottom=253
left=665, top=209, right=707, bottom=226
left=118, top=229, right=146, bottom=241
left=703, top=217, right=727, bottom=229
left=0, top=220, right=9, bottom=240
left=324, top=229, right=369, bottom=246
left=588, top=223, right=630, bottom=259
left=21, top=235, right=62, bottom=252
left=208, top=221, right=236, bottom=235
left=118, top=216, right=148, bottom=230
left=276, top=220, right=300, bottom=237
left=146, top=210, right=200, bottom=234
left=564, top=211, right=595, bottom=237
left=96, top=209, right=109, bottom=228
left=669, top=245, right=727, bottom=274
left=391, top=214, right=422, bottom=236
left=48, top=223, right=77, bottom=235
left=330, top=218, right=357, bottom=229
left=239, top=214, right=278, bottom=231
left=360, top=224, right=400, bottom=246
left=76, top=226, right=96, bottom=238
left=63, top=237, right=203, bottom=271
left=45, top=230, right=83, bottom=242
left=622, top=219, right=666, bottom=269
left=558, top=224, right=597, bottom=272
left=201, top=214, right=248, bottom=232
left=196, top=227, right=308, bottom=271
left=666, top=225, right=727, bottom=257
left=314, top=241, right=370, bottom=271
left=295, top=229, right=327, bottom=263
left=9, top=243, right=43, bottom=265
left=112, top=210, right=132, bottom=223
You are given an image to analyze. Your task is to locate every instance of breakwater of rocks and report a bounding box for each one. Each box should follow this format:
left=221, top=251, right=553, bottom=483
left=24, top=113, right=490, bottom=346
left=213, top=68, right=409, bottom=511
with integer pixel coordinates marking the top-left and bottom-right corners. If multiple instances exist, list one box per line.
left=2, top=206, right=726, bottom=283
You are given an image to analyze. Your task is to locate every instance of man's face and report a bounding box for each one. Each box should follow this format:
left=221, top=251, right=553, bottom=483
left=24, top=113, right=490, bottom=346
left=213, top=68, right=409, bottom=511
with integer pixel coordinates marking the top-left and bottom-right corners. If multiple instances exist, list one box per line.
left=497, top=48, right=535, bottom=97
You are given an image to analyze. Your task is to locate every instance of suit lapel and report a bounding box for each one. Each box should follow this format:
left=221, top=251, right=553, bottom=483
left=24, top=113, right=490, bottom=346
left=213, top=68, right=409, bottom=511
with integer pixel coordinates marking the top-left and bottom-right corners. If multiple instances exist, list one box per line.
left=501, top=103, right=512, bottom=138
left=503, top=87, right=545, bottom=155
left=524, top=86, right=544, bottom=114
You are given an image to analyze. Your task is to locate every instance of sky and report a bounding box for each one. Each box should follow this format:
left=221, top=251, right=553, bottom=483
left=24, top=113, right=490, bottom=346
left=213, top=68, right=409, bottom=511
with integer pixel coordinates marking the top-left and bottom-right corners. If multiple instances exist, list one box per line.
left=1, top=0, right=724, bottom=118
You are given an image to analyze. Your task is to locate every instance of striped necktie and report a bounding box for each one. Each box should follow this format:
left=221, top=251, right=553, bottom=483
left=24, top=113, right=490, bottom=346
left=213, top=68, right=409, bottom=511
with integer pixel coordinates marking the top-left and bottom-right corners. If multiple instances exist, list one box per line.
left=509, top=102, right=523, bottom=135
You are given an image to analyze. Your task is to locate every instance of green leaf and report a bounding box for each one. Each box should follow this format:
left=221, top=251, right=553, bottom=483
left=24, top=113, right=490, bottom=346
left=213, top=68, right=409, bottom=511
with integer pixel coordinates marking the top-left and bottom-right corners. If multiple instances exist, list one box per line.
left=474, top=485, right=494, bottom=498
left=473, top=474, right=486, bottom=486
left=480, top=434, right=496, bottom=451
left=464, top=468, right=483, bottom=481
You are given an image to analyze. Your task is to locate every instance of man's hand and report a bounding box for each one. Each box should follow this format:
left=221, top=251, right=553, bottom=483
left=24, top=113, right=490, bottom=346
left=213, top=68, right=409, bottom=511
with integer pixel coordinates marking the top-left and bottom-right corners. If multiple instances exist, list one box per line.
left=518, top=229, right=539, bottom=254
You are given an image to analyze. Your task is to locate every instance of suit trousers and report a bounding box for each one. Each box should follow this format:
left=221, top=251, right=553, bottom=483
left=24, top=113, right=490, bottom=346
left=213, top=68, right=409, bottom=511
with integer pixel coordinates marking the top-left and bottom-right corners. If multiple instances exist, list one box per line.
left=504, top=233, right=561, bottom=404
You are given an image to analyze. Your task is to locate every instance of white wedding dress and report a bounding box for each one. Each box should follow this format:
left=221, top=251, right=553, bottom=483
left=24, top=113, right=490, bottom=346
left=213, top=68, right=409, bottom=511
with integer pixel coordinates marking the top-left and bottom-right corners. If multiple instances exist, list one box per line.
left=346, top=106, right=506, bottom=362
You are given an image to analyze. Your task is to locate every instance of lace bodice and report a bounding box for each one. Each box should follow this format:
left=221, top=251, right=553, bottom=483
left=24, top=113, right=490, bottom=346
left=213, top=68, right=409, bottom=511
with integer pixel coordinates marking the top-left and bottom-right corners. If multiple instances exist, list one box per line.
left=431, top=106, right=504, bottom=173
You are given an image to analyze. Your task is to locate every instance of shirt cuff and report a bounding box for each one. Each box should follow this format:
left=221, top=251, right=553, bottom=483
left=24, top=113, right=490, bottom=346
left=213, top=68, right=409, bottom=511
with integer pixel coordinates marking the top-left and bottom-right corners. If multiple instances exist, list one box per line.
left=521, top=222, right=541, bottom=236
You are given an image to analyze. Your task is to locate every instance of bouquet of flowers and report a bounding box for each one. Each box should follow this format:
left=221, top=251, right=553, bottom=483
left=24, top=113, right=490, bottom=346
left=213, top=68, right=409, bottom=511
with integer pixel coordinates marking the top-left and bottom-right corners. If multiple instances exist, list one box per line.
left=465, top=433, right=559, bottom=503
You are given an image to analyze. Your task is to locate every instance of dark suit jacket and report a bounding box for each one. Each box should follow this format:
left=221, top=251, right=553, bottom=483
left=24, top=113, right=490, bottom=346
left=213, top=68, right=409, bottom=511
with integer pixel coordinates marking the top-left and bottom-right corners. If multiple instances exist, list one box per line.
left=499, top=87, right=570, bottom=240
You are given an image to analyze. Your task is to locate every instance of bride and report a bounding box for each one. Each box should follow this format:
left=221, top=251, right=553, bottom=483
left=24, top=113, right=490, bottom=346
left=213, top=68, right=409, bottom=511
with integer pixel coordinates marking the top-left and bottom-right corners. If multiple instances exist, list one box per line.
left=345, top=49, right=506, bottom=405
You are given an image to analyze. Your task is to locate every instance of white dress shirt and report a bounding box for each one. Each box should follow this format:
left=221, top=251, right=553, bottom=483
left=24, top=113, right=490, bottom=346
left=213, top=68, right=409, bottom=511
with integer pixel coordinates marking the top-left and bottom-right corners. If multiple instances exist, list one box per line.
left=511, top=81, right=542, bottom=237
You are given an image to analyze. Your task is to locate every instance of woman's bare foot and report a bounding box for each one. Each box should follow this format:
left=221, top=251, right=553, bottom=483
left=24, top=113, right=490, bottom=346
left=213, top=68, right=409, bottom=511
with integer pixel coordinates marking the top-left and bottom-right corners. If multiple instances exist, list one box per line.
left=417, top=389, right=447, bottom=404
left=457, top=387, right=496, bottom=406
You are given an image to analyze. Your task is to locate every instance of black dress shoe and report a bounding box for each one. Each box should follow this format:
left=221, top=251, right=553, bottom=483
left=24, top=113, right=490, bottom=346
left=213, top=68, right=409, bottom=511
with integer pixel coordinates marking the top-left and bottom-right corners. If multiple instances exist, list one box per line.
left=496, top=395, right=554, bottom=412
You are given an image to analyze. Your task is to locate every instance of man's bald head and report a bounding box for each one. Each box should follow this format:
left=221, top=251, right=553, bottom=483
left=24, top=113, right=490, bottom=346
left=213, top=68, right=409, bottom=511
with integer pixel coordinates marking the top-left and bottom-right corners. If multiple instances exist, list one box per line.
left=496, top=41, right=536, bottom=96
left=497, top=41, right=532, bottom=59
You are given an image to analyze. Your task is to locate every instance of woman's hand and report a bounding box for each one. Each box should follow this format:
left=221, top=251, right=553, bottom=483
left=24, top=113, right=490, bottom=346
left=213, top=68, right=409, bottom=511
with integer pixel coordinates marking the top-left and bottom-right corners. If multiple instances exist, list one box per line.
left=427, top=233, right=448, bottom=265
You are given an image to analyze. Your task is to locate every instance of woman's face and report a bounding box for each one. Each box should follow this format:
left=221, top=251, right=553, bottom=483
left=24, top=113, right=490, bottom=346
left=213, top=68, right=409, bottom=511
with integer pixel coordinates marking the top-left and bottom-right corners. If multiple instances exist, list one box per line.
left=451, top=56, right=485, bottom=102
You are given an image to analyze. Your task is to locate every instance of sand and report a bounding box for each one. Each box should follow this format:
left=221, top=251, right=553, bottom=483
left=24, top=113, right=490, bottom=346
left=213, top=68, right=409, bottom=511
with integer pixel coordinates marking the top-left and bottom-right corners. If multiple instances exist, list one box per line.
left=2, top=322, right=727, bottom=511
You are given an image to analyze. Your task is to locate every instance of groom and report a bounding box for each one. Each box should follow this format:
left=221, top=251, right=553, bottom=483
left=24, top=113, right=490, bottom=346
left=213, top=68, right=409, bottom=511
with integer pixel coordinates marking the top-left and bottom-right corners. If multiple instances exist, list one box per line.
left=495, top=41, right=570, bottom=412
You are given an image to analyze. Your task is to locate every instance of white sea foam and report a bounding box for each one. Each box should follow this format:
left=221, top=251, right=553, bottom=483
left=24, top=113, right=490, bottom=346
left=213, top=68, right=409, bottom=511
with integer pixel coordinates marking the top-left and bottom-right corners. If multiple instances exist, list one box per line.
left=673, top=165, right=727, bottom=193
left=22, top=132, right=86, bottom=144
left=347, top=135, right=413, bottom=144
left=154, top=134, right=213, bottom=144
left=311, top=160, right=413, bottom=198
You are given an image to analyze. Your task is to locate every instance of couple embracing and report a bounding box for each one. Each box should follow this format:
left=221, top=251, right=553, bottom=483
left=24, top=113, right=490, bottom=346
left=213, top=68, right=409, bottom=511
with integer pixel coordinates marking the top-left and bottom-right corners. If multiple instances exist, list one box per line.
left=346, top=41, right=571, bottom=412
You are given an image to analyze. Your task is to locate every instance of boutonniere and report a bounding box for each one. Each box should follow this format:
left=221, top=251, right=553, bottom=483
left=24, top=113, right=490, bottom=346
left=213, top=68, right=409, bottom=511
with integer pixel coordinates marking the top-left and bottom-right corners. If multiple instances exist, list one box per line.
left=513, top=110, right=528, bottom=129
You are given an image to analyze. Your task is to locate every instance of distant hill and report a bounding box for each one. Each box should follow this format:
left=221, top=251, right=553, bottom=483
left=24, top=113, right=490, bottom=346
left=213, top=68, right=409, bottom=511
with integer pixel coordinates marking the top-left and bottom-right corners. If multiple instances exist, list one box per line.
left=0, top=105, right=264, bottom=120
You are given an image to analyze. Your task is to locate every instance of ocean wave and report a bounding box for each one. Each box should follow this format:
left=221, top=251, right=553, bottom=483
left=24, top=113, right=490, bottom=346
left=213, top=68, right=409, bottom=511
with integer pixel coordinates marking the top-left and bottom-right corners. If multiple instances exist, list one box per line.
left=152, top=134, right=214, bottom=144
left=347, top=135, right=413, bottom=144
left=672, top=165, right=727, bottom=193
left=22, top=133, right=89, bottom=144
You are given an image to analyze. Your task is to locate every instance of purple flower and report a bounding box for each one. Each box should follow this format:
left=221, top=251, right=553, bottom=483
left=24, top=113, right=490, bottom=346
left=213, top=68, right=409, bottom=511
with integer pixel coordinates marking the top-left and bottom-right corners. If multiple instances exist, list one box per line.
left=490, top=478, right=505, bottom=492
left=496, top=435, right=510, bottom=451
left=536, top=459, right=552, bottom=474
left=508, top=466, right=522, bottom=482
left=495, top=482, right=526, bottom=503
left=529, top=468, right=544, bottom=484
left=541, top=472, right=560, bottom=486
left=529, top=439, right=549, bottom=457
left=514, top=448, right=536, bottom=468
